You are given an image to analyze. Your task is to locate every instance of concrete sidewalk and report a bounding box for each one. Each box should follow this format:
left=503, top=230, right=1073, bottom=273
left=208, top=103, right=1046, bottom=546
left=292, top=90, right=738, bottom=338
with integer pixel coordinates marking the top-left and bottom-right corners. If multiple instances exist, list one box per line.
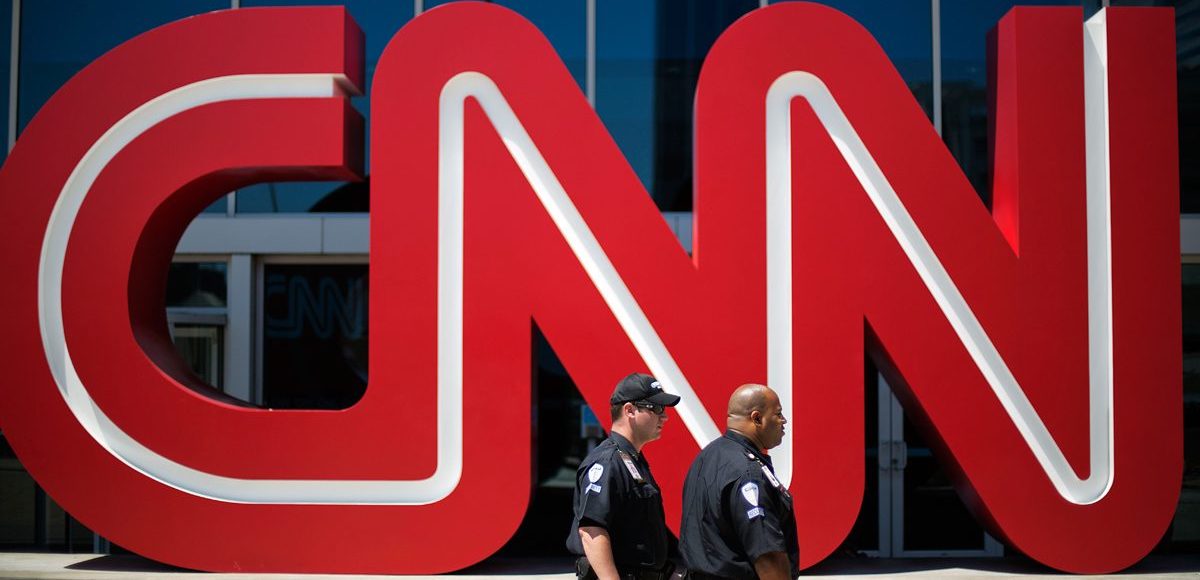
left=0, top=553, right=1196, bottom=579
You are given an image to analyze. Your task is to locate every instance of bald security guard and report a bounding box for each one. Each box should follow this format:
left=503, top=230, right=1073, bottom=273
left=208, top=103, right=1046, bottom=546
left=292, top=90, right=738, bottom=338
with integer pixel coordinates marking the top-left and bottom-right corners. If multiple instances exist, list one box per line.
left=567, top=373, right=681, bottom=580
left=679, top=384, right=799, bottom=580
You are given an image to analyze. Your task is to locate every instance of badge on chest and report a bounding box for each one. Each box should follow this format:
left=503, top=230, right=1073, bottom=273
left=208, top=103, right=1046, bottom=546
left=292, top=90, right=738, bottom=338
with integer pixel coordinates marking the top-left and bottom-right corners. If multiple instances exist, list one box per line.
left=745, top=451, right=790, bottom=498
left=617, top=451, right=645, bottom=483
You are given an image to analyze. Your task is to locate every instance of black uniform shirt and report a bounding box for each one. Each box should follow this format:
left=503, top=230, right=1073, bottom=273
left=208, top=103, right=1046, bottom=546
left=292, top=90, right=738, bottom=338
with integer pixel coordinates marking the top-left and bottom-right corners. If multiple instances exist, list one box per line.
left=679, top=431, right=799, bottom=579
left=566, top=432, right=669, bottom=570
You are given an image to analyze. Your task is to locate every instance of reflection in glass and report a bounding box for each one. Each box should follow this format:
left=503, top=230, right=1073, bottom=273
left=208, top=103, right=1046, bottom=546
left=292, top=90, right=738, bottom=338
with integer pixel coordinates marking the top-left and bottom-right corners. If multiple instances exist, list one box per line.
left=171, top=324, right=224, bottom=390
left=262, top=264, right=367, bottom=409
left=166, top=262, right=227, bottom=307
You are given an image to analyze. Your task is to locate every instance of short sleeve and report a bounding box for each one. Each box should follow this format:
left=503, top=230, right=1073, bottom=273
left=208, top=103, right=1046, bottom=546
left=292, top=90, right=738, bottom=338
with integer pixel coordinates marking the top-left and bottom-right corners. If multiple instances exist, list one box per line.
left=727, top=473, right=788, bottom=561
left=577, top=458, right=617, bottom=528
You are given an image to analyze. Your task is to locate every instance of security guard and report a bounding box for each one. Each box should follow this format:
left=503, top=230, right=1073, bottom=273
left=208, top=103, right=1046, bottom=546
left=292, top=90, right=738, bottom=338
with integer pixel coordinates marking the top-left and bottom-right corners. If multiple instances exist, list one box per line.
left=567, top=373, right=681, bottom=580
left=679, top=384, right=799, bottom=580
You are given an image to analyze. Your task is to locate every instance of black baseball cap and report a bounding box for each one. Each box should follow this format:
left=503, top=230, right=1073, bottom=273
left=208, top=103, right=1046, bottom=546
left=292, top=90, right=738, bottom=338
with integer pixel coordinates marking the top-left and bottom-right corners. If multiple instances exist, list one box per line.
left=609, top=373, right=681, bottom=406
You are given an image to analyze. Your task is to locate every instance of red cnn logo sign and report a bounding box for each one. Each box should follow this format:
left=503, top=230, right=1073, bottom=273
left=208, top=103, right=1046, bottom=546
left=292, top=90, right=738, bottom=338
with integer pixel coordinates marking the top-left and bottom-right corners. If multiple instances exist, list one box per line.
left=0, top=2, right=1179, bottom=574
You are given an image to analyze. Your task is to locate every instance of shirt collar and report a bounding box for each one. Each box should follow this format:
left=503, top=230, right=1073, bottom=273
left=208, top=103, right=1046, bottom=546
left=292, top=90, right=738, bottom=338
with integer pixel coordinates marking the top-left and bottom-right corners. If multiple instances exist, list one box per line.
left=724, top=429, right=773, bottom=470
left=609, top=431, right=639, bottom=459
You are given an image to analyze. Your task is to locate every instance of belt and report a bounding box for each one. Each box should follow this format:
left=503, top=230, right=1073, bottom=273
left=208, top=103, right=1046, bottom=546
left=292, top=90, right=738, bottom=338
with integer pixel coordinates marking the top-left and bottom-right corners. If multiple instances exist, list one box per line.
left=575, top=557, right=671, bottom=580
left=623, top=570, right=668, bottom=580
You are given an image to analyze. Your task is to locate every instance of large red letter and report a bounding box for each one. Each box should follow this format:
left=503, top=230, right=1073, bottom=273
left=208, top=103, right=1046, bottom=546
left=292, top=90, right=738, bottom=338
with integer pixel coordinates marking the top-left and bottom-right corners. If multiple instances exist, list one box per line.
left=1, top=7, right=545, bottom=574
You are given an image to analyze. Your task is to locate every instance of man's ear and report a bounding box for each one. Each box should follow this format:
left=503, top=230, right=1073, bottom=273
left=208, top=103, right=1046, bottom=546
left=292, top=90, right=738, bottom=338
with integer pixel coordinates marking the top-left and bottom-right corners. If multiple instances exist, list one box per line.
left=750, top=409, right=763, bottom=426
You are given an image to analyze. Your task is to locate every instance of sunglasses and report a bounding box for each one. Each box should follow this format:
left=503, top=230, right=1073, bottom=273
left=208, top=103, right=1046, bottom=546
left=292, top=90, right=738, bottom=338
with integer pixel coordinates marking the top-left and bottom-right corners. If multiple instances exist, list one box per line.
left=632, top=401, right=667, bottom=416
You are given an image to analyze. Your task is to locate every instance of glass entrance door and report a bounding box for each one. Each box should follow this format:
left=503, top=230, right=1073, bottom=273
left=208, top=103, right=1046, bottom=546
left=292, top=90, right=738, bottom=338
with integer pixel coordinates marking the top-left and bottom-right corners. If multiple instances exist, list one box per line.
left=874, top=375, right=1003, bottom=557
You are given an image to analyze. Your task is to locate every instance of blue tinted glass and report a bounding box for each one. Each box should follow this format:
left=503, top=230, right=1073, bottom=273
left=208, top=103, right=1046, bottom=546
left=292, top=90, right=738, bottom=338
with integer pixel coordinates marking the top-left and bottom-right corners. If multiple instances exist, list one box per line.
left=17, top=1, right=225, bottom=133
left=941, top=1, right=1077, bottom=206
left=203, top=195, right=228, bottom=214
left=775, top=0, right=933, bottom=119
left=236, top=0, right=410, bottom=213
left=0, top=0, right=9, bottom=165
left=498, top=0, right=586, bottom=90
left=236, top=180, right=366, bottom=213
left=598, top=0, right=757, bottom=212
left=427, top=0, right=586, bottom=90
left=167, top=262, right=228, bottom=307
left=597, top=0, right=654, bottom=204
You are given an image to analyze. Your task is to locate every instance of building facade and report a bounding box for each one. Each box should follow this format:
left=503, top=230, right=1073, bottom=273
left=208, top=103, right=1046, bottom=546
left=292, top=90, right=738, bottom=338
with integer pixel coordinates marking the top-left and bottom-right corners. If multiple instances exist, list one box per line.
left=0, top=0, right=1196, bottom=566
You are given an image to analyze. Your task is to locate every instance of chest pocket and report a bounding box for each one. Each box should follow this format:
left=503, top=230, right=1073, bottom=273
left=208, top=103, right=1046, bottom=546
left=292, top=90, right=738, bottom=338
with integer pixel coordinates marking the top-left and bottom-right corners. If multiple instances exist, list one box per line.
left=627, top=481, right=663, bottom=558
left=631, top=480, right=664, bottom=525
left=633, top=481, right=660, bottom=501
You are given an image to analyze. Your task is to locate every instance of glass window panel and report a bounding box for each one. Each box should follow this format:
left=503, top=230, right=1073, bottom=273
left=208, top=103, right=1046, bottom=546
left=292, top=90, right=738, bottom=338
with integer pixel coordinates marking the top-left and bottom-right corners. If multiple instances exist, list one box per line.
left=166, top=262, right=227, bottom=307
left=1179, top=264, right=1200, bottom=549
left=596, top=0, right=656, bottom=202
left=838, top=359, right=881, bottom=553
left=774, top=0, right=934, bottom=119
left=235, top=180, right=367, bottom=213
left=941, top=0, right=1076, bottom=207
left=597, top=0, right=757, bottom=212
left=0, top=433, right=35, bottom=546
left=202, top=195, right=228, bottom=215
left=427, top=0, right=586, bottom=90
left=1175, top=2, right=1200, bottom=215
left=236, top=1, right=410, bottom=213
left=17, top=1, right=230, bottom=213
left=901, top=409, right=988, bottom=551
left=17, top=0, right=226, bottom=134
left=172, top=324, right=224, bottom=389
left=262, top=264, right=367, bottom=409
left=0, top=0, right=10, bottom=165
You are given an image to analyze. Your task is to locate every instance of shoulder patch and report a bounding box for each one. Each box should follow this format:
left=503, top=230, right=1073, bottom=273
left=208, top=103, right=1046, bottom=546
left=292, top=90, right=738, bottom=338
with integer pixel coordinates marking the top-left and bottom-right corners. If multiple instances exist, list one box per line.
left=741, top=481, right=760, bottom=507
left=588, top=463, right=605, bottom=483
